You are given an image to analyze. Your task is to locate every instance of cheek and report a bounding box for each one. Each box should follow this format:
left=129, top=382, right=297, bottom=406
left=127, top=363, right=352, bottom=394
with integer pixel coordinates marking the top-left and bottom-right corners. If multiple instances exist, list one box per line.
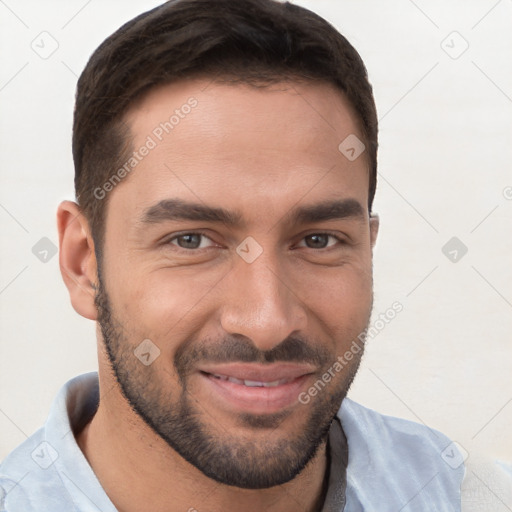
left=294, top=261, right=373, bottom=340
left=108, top=252, right=373, bottom=356
left=300, top=256, right=372, bottom=302
left=113, top=268, right=223, bottom=342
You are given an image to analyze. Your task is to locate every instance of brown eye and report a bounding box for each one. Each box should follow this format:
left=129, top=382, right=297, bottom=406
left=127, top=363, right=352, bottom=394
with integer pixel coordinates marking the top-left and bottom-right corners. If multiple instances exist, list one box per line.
left=299, top=233, right=340, bottom=249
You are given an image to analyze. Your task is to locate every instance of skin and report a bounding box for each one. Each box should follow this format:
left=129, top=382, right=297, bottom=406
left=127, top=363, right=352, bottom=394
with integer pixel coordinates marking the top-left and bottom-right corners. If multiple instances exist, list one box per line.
left=57, top=79, right=379, bottom=512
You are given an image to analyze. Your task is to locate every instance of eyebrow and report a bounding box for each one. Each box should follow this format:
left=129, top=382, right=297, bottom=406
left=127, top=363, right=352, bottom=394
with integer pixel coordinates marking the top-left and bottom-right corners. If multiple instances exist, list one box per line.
left=140, top=198, right=243, bottom=226
left=290, top=198, right=366, bottom=225
left=139, top=197, right=366, bottom=228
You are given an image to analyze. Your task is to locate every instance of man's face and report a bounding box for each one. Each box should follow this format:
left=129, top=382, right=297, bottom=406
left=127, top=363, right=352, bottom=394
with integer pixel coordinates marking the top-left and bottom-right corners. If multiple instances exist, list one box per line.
left=94, top=79, right=378, bottom=489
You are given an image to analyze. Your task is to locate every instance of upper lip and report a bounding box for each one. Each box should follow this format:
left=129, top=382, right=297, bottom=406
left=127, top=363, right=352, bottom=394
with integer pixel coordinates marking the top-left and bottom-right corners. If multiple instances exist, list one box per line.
left=198, top=363, right=315, bottom=383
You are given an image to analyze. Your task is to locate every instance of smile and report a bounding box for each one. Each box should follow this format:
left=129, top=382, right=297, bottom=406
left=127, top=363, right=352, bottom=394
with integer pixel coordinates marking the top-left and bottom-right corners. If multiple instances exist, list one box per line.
left=208, top=373, right=292, bottom=388
left=197, top=363, right=315, bottom=415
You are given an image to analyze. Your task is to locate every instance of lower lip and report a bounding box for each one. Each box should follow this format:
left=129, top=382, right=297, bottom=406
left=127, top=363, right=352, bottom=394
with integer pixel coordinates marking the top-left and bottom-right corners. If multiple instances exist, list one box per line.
left=199, top=372, right=311, bottom=415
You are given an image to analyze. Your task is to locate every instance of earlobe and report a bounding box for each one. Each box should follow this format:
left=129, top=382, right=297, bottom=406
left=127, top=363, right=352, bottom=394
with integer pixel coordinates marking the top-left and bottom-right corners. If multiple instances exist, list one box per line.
left=57, top=201, right=98, bottom=320
left=369, top=213, right=379, bottom=249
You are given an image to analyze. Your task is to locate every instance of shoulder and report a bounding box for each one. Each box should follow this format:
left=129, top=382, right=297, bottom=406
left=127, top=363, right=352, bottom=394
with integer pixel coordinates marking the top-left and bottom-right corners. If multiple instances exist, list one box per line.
left=338, top=398, right=465, bottom=511
left=461, top=453, right=512, bottom=511
left=0, top=373, right=101, bottom=512
left=0, top=428, right=75, bottom=511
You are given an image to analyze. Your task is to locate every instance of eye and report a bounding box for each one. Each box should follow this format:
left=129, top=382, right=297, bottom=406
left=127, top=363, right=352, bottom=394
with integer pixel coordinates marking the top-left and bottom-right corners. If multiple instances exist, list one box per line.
left=297, top=233, right=343, bottom=250
left=168, top=232, right=216, bottom=250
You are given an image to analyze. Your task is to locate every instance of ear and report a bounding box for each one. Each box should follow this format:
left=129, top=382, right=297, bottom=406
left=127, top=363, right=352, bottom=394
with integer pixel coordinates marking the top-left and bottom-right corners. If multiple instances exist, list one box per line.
left=57, top=201, right=98, bottom=320
left=369, top=213, right=379, bottom=249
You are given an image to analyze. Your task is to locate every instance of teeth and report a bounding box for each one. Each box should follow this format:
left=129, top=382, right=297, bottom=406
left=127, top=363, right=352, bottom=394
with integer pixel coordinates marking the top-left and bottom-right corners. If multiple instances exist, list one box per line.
left=260, top=380, right=281, bottom=388
left=243, top=380, right=266, bottom=387
left=210, top=374, right=288, bottom=387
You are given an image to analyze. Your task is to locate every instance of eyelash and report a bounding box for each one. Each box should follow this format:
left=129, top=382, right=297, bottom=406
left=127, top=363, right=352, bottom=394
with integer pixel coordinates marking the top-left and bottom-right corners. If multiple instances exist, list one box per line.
left=165, top=231, right=346, bottom=252
left=167, top=231, right=216, bottom=251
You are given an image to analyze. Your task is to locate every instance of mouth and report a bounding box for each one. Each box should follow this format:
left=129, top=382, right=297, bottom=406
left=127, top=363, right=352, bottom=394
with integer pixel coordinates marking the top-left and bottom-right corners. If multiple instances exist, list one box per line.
left=197, top=363, right=315, bottom=415
left=207, top=373, right=293, bottom=388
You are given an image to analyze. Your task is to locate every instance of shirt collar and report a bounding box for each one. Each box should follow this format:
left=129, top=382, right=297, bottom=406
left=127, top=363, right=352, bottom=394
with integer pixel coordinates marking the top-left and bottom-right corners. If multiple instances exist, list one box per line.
left=321, top=416, right=348, bottom=511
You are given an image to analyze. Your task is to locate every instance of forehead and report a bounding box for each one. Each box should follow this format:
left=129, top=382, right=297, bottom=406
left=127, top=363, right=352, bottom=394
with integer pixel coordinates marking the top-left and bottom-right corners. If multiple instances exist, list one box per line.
left=127, top=78, right=363, bottom=156
left=111, top=79, right=369, bottom=225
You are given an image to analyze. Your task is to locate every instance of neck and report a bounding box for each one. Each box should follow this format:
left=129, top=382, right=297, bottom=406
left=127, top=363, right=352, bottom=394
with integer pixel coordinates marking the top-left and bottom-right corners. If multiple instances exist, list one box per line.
left=76, top=369, right=330, bottom=512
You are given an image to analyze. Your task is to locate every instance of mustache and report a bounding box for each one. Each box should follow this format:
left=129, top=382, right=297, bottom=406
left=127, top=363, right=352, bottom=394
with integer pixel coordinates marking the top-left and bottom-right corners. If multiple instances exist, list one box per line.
left=174, top=334, right=332, bottom=378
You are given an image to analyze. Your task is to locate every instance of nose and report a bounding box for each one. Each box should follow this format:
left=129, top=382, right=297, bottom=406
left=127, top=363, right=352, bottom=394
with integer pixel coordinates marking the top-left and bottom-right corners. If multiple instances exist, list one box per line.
left=219, top=250, right=308, bottom=352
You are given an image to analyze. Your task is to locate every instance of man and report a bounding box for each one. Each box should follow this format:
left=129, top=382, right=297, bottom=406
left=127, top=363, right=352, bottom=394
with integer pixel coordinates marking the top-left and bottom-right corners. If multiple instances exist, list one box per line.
left=0, top=0, right=465, bottom=510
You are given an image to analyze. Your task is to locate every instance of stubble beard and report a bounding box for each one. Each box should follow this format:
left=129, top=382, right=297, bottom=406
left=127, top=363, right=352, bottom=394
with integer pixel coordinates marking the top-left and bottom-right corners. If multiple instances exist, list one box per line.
left=94, top=272, right=370, bottom=489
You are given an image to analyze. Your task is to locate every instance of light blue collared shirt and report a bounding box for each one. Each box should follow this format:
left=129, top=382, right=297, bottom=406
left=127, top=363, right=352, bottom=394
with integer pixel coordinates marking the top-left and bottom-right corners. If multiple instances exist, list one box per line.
left=0, top=372, right=464, bottom=511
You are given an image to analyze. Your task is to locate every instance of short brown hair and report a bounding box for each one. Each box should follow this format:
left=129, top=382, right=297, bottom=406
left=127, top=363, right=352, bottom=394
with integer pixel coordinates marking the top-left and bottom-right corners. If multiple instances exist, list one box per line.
left=73, top=0, right=378, bottom=252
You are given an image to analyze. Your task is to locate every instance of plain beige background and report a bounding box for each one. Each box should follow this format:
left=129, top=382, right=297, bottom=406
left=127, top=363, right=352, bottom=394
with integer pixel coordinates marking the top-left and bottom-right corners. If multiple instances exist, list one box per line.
left=1, top=0, right=511, bottom=487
